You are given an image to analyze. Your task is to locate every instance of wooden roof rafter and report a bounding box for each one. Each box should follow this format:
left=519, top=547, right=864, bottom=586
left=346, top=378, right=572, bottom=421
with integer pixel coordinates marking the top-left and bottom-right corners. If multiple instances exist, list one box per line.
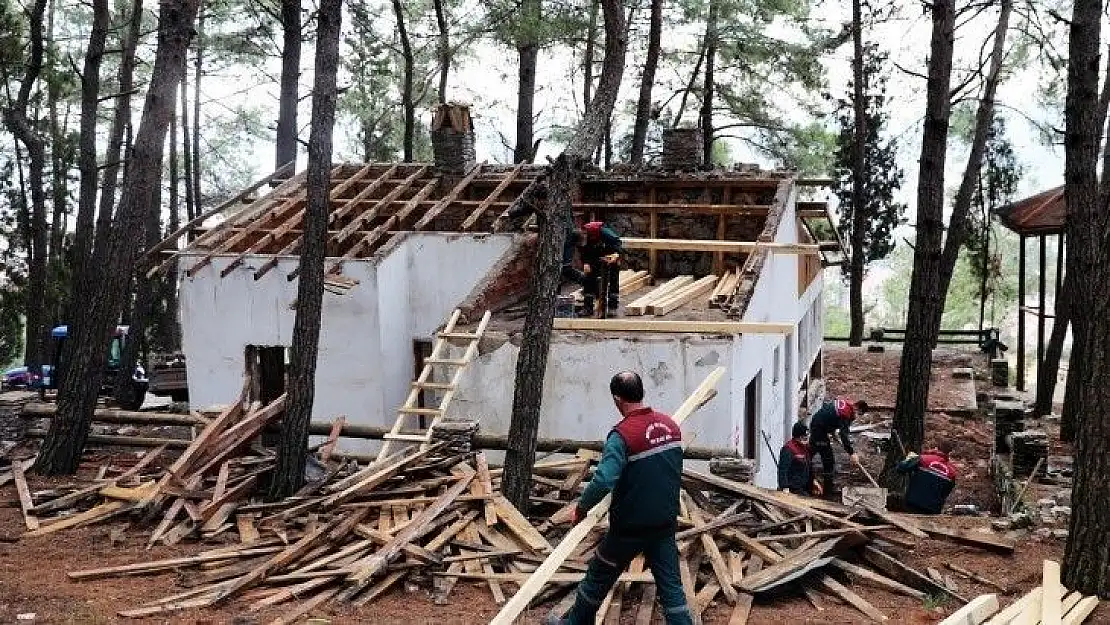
left=460, top=163, right=524, bottom=231
left=413, top=163, right=486, bottom=231
left=326, top=178, right=441, bottom=276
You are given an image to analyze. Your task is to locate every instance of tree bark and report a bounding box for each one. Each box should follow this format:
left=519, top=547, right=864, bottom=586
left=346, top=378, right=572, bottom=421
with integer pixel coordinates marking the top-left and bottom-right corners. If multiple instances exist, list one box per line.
left=502, top=0, right=627, bottom=512
left=513, top=0, right=541, bottom=164
left=3, top=0, right=50, bottom=373
left=181, top=72, right=195, bottom=223
left=933, top=0, right=1013, bottom=329
left=847, top=0, right=867, bottom=346
left=583, top=0, right=598, bottom=117
left=191, top=5, right=204, bottom=206
left=162, top=104, right=181, bottom=351
left=269, top=0, right=342, bottom=497
left=391, top=0, right=414, bottom=162
left=1062, top=0, right=1110, bottom=598
left=92, top=0, right=142, bottom=251
left=69, top=0, right=110, bottom=325
left=629, top=0, right=662, bottom=165
left=34, top=0, right=200, bottom=476
left=275, top=0, right=300, bottom=170
left=699, top=0, right=718, bottom=165
left=1036, top=273, right=1069, bottom=417
left=433, top=0, right=449, bottom=103
left=880, top=0, right=955, bottom=485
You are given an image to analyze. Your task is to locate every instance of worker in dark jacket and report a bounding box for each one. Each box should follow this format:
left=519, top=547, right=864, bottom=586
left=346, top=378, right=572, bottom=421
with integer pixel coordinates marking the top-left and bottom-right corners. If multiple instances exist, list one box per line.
left=574, top=221, right=623, bottom=314
left=546, top=371, right=693, bottom=625
left=778, top=422, right=821, bottom=496
left=808, top=397, right=868, bottom=497
left=896, top=441, right=958, bottom=514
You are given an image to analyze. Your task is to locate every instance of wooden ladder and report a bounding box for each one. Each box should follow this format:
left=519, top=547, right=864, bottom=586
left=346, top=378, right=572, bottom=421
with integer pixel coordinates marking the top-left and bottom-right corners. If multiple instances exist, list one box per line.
left=376, top=309, right=492, bottom=461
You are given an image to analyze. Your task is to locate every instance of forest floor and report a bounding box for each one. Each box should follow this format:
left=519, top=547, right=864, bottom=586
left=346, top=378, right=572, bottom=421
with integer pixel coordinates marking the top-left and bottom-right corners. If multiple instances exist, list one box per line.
left=1, top=345, right=1107, bottom=624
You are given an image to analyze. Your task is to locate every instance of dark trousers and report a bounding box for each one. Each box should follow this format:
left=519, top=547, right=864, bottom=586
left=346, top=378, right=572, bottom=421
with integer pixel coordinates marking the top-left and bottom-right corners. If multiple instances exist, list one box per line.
left=562, top=531, right=693, bottom=625
left=582, top=261, right=619, bottom=301
left=810, top=439, right=836, bottom=496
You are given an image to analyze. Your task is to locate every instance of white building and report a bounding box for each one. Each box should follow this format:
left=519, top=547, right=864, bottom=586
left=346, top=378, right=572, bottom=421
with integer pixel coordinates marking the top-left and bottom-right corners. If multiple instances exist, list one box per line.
left=166, top=107, right=843, bottom=488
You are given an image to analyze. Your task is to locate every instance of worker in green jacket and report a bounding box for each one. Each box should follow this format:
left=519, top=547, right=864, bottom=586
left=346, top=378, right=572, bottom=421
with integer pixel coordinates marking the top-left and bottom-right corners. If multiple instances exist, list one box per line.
left=545, top=371, right=694, bottom=625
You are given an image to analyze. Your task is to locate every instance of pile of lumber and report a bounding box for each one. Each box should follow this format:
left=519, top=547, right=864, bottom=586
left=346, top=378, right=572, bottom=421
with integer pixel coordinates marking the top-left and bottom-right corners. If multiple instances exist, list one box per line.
left=709, top=267, right=742, bottom=307
left=625, top=274, right=721, bottom=316
left=570, top=269, right=650, bottom=301
left=938, top=560, right=1099, bottom=625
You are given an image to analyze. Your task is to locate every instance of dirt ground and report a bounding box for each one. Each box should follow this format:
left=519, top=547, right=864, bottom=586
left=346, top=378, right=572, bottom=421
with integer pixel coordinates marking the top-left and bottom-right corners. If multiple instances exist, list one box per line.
left=1, top=346, right=1107, bottom=624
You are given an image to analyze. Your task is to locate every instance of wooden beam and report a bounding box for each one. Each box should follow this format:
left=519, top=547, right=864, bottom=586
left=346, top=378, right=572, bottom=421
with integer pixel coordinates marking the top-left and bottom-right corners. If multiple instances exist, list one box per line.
left=1041, top=560, right=1062, bottom=625
left=621, top=237, right=822, bottom=254
left=325, top=178, right=440, bottom=275
left=1062, top=597, right=1099, bottom=625
left=986, top=587, right=1040, bottom=625
left=911, top=519, right=1016, bottom=554
left=553, top=318, right=793, bottom=334
left=626, top=276, right=693, bottom=315
left=413, top=164, right=485, bottom=230
left=488, top=367, right=726, bottom=625
left=461, top=164, right=523, bottom=230
left=648, top=275, right=720, bottom=316
left=938, top=594, right=999, bottom=625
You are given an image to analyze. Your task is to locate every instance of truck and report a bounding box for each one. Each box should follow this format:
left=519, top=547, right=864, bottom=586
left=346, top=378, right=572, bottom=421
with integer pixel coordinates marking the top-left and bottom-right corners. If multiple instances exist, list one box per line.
left=0, top=325, right=148, bottom=410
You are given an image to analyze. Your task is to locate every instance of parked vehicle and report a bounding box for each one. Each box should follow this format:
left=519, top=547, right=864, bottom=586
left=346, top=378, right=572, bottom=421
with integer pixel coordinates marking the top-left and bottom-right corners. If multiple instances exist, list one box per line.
left=0, top=325, right=148, bottom=409
left=148, top=351, right=189, bottom=403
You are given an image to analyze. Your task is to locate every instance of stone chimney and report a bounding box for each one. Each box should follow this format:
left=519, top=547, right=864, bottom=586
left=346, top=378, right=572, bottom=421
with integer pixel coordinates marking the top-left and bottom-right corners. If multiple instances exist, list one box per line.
left=431, top=103, right=476, bottom=175
left=661, top=128, right=704, bottom=171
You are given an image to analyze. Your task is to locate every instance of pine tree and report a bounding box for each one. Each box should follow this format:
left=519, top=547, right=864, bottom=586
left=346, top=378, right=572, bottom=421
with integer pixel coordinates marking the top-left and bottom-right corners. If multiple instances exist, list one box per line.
left=831, top=44, right=906, bottom=345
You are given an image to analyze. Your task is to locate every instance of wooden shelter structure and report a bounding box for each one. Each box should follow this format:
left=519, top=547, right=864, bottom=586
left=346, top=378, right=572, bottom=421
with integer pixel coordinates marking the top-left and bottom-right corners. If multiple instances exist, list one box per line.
left=995, top=186, right=1065, bottom=392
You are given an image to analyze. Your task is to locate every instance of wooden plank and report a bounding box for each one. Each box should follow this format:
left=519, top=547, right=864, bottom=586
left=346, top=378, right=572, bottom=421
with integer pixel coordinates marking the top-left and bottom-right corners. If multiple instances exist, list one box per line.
left=437, top=571, right=656, bottom=583
left=818, top=577, right=887, bottom=622
left=269, top=584, right=340, bottom=625
left=649, top=275, right=721, bottom=316
left=413, top=163, right=484, bottom=230
left=1062, top=597, right=1099, bottom=625
left=625, top=276, right=693, bottom=315
left=344, top=474, right=476, bottom=590
left=862, top=546, right=968, bottom=603
left=320, top=415, right=346, bottom=463
left=830, top=559, right=925, bottom=599
left=489, top=366, right=726, bottom=625
left=736, top=537, right=842, bottom=593
left=621, top=237, right=822, bottom=254
left=939, top=594, right=1000, bottom=625
left=27, top=501, right=127, bottom=537
left=684, top=470, right=861, bottom=529
left=912, top=518, right=1016, bottom=554
left=492, top=494, right=552, bottom=553
left=11, top=460, right=39, bottom=531
left=1042, top=560, right=1062, bottom=625
left=236, top=514, right=260, bottom=543
left=863, top=505, right=929, bottom=539
left=729, top=555, right=761, bottom=625
left=322, top=444, right=440, bottom=507
left=473, top=452, right=498, bottom=527
left=461, top=163, right=523, bottom=230
left=554, top=318, right=795, bottom=334
left=986, top=587, right=1040, bottom=625
left=684, top=492, right=738, bottom=605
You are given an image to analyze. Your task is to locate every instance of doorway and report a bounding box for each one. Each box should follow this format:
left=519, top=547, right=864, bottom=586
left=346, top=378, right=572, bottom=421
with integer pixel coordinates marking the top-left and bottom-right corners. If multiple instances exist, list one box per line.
left=744, top=372, right=761, bottom=460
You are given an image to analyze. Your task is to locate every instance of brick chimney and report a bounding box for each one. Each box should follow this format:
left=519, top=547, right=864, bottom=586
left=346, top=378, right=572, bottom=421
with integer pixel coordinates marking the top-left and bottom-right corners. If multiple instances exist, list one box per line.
left=430, top=103, right=476, bottom=175
left=661, top=128, right=704, bottom=171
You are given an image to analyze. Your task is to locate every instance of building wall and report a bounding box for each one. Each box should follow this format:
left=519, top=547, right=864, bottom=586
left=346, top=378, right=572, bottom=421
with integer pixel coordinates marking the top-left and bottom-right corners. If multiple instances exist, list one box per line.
left=451, top=334, right=736, bottom=448
left=178, top=233, right=513, bottom=453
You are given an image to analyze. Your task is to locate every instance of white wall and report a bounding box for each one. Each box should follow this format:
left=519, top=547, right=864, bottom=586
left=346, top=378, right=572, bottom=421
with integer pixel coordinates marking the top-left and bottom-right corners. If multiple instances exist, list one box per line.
left=178, top=233, right=513, bottom=453
left=452, top=335, right=735, bottom=448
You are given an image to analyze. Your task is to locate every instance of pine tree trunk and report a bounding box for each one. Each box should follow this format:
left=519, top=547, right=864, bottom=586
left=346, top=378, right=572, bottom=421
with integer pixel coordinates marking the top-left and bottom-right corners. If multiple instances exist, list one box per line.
left=3, top=0, right=49, bottom=374
left=629, top=0, right=661, bottom=165
left=847, top=0, right=867, bottom=346
left=34, top=0, right=200, bottom=476
left=180, top=75, right=195, bottom=223
left=1062, top=0, right=1110, bottom=597
left=1035, top=273, right=1069, bottom=417
left=275, top=0, right=300, bottom=170
left=191, top=6, right=204, bottom=206
left=69, top=0, right=109, bottom=324
left=163, top=107, right=181, bottom=351
left=513, top=0, right=541, bottom=164
left=699, top=0, right=717, bottom=165
left=881, top=0, right=955, bottom=485
left=502, top=0, right=627, bottom=512
left=391, top=0, right=414, bottom=162
left=433, top=0, right=449, bottom=103
left=269, top=0, right=342, bottom=498
left=582, top=0, right=597, bottom=117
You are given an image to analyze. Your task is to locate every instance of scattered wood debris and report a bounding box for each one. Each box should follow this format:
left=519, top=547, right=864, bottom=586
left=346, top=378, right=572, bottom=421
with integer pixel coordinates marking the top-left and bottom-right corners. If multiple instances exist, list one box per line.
left=940, top=560, right=1100, bottom=625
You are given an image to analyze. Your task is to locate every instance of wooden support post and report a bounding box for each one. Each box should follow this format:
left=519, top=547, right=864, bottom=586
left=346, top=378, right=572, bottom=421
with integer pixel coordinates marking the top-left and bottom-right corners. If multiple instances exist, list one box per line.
left=1017, top=234, right=1026, bottom=391
left=648, top=188, right=658, bottom=280
left=1038, top=234, right=1047, bottom=379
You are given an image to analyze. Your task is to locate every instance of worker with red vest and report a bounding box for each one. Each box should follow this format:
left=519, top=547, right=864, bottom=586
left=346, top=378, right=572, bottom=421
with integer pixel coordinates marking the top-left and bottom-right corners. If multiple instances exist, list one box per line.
left=778, top=422, right=822, bottom=496
left=896, top=441, right=958, bottom=514
left=570, top=221, right=623, bottom=315
left=808, top=396, right=869, bottom=497
left=545, top=371, right=693, bottom=625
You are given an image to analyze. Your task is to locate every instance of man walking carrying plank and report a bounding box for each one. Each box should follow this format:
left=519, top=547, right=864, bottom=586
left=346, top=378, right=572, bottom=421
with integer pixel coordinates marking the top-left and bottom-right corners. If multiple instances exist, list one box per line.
left=545, top=371, right=694, bottom=625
